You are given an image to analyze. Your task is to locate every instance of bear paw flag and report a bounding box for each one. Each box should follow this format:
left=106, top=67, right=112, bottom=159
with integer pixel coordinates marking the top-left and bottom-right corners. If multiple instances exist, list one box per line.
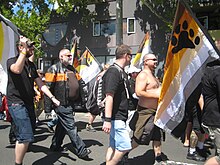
left=154, top=0, right=219, bottom=138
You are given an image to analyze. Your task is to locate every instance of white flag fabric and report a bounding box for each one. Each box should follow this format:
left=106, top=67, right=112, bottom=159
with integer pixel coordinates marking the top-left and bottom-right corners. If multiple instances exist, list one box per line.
left=0, top=14, right=19, bottom=94
left=154, top=0, right=219, bottom=137
left=132, top=31, right=151, bottom=69
left=78, top=48, right=102, bottom=84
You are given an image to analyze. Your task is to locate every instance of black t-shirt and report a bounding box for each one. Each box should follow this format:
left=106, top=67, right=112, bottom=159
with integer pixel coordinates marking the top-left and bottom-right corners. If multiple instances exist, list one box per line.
left=103, top=64, right=129, bottom=121
left=201, top=59, right=220, bottom=127
left=7, top=56, right=39, bottom=106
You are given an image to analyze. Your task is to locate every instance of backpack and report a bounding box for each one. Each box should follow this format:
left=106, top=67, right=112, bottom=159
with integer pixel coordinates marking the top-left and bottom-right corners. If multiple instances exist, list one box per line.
left=85, top=63, right=129, bottom=115
left=86, top=77, right=102, bottom=115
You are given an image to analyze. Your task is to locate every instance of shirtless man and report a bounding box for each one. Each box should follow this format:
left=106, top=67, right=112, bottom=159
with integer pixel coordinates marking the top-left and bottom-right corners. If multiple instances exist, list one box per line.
left=131, top=53, right=163, bottom=164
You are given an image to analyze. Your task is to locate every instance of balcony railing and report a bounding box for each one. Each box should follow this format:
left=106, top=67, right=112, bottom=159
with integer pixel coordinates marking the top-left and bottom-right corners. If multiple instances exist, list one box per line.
left=198, top=0, right=220, bottom=6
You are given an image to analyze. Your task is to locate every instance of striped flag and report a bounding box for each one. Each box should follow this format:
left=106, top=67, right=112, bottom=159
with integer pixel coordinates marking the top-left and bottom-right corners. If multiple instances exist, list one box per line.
left=78, top=47, right=102, bottom=84
left=132, top=31, right=151, bottom=68
left=71, top=39, right=81, bottom=70
left=0, top=14, right=19, bottom=94
left=154, top=0, right=219, bottom=137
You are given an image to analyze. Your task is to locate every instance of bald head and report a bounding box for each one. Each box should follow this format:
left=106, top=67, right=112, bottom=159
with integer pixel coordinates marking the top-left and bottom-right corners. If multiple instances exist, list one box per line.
left=143, top=53, right=156, bottom=62
left=59, top=48, right=73, bottom=65
left=59, top=49, right=71, bottom=59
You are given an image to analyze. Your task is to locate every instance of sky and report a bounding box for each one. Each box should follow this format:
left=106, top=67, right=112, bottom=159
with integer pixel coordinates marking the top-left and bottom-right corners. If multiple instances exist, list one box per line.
left=12, top=1, right=54, bottom=14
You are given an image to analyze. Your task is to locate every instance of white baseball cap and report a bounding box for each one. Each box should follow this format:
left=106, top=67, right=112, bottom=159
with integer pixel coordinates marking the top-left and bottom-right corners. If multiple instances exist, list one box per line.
left=127, top=66, right=141, bottom=74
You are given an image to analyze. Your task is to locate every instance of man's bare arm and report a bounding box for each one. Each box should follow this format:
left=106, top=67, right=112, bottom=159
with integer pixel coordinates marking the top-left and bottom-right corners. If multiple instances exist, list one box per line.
left=35, top=77, right=60, bottom=106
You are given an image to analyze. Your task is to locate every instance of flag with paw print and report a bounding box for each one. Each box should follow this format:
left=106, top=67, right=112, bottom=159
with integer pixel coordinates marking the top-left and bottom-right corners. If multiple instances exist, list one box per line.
left=78, top=47, right=102, bottom=84
left=154, top=0, right=219, bottom=137
left=132, top=31, right=151, bottom=69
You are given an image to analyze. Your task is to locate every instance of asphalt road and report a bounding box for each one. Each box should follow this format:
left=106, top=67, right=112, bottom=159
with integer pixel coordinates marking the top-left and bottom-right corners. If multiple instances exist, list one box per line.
left=0, top=112, right=215, bottom=165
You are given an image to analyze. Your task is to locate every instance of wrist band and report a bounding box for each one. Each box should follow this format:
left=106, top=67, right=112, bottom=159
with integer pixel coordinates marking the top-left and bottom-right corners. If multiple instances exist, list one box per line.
left=104, top=117, right=111, bottom=122
left=50, top=96, right=55, bottom=100
left=21, top=51, right=27, bottom=55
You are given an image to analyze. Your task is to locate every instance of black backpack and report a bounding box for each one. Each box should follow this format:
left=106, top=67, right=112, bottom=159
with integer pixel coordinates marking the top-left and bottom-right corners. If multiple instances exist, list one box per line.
left=86, top=63, right=129, bottom=115
left=85, top=78, right=102, bottom=115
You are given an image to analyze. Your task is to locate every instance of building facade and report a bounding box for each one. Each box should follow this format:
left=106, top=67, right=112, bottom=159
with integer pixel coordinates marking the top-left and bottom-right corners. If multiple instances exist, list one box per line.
left=40, top=0, right=220, bottom=79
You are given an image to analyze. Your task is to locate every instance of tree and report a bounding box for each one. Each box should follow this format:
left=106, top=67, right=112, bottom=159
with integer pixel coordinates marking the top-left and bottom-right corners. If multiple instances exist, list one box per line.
left=1, top=0, right=51, bottom=59
left=0, top=0, right=106, bottom=58
left=140, top=0, right=215, bottom=31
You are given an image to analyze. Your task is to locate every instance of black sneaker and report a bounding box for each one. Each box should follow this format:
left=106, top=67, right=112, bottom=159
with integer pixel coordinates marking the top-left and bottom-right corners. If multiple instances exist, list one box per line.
left=9, top=137, right=16, bottom=144
left=50, top=146, right=68, bottom=153
left=78, top=148, right=91, bottom=159
left=186, top=151, right=205, bottom=162
left=196, top=147, right=209, bottom=158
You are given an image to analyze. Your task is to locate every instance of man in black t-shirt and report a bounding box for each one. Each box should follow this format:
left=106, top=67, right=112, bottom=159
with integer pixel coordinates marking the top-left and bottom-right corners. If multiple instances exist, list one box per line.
left=201, top=59, right=220, bottom=165
left=102, top=44, right=132, bottom=165
left=7, top=36, right=60, bottom=165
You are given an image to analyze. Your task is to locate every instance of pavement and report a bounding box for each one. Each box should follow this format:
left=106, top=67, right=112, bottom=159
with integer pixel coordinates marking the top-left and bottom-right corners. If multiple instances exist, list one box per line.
left=0, top=112, right=215, bottom=165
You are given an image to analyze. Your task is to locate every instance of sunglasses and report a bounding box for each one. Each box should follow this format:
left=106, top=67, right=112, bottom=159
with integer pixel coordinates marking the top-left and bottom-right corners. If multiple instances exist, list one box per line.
left=64, top=54, right=72, bottom=58
left=144, top=58, right=157, bottom=62
left=127, top=53, right=132, bottom=58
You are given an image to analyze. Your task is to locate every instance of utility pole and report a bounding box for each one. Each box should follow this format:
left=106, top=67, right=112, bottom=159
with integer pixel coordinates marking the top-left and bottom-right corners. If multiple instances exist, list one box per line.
left=116, top=0, right=123, bottom=46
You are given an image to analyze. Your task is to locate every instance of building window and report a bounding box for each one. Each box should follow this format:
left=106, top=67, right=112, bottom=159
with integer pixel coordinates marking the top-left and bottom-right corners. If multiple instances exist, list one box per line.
left=101, top=20, right=115, bottom=36
left=127, top=18, right=136, bottom=34
left=93, top=20, right=116, bottom=36
left=38, top=58, right=43, bottom=71
left=44, top=61, right=52, bottom=67
left=93, top=21, right=101, bottom=36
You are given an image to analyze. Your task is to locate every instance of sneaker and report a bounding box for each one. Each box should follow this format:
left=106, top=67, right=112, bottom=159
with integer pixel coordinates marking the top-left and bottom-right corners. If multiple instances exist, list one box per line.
left=78, top=148, right=91, bottom=159
left=154, top=155, right=168, bottom=165
left=50, top=146, right=68, bottom=153
left=9, top=137, right=16, bottom=144
left=196, top=147, right=209, bottom=158
left=47, top=125, right=54, bottom=133
left=86, top=124, right=96, bottom=132
left=186, top=151, right=206, bottom=162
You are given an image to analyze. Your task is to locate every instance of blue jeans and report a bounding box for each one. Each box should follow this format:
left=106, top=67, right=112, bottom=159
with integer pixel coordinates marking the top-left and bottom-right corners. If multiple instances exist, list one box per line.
left=8, top=103, right=35, bottom=143
left=50, top=105, right=87, bottom=156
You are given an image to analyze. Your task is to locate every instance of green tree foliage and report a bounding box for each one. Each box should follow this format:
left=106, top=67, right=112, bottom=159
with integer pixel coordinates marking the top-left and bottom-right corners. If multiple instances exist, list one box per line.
left=0, top=0, right=105, bottom=58
left=140, top=0, right=206, bottom=31
left=1, top=0, right=51, bottom=58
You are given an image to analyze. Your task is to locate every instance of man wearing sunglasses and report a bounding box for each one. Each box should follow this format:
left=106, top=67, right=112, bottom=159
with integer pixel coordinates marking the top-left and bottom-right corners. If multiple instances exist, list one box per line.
left=44, top=48, right=91, bottom=159
left=131, top=53, right=165, bottom=164
left=7, top=36, right=60, bottom=165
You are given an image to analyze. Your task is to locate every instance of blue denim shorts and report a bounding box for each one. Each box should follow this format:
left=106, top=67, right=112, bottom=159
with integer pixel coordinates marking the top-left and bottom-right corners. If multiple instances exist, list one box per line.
left=9, top=104, right=34, bottom=143
left=109, top=120, right=132, bottom=151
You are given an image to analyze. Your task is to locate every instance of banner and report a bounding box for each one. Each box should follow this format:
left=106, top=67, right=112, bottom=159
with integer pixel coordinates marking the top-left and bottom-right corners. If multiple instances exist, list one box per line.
left=154, top=0, right=219, bottom=137
left=78, top=47, right=102, bottom=84
left=132, top=31, right=151, bottom=68
left=71, top=39, right=81, bottom=71
left=0, top=14, right=19, bottom=94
